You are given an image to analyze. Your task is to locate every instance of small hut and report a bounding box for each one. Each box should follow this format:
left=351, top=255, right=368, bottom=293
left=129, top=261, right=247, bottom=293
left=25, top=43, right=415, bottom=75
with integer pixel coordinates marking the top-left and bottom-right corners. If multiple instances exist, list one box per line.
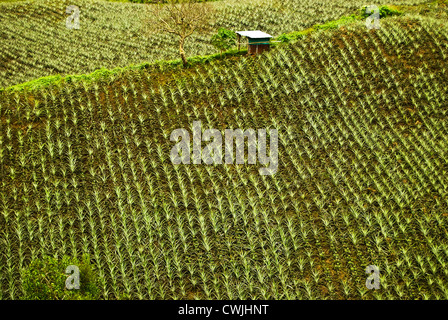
left=236, top=30, right=273, bottom=55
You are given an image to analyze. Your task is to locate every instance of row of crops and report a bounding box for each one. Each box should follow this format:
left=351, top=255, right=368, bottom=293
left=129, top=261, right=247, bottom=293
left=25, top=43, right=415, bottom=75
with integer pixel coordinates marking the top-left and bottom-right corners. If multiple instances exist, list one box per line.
left=0, top=0, right=434, bottom=88
left=1, top=14, right=447, bottom=299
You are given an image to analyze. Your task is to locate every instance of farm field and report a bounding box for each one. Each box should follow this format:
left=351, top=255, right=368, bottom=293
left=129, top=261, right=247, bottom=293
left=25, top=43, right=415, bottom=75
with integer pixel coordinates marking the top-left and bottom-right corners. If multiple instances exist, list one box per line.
left=1, top=0, right=448, bottom=300
left=0, top=0, right=436, bottom=88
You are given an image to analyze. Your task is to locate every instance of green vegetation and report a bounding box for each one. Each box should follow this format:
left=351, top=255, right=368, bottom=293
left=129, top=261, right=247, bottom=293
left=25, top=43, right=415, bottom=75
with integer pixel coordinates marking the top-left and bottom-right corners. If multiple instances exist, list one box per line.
left=275, top=5, right=404, bottom=43
left=21, top=255, right=99, bottom=300
left=124, top=0, right=221, bottom=3
left=1, top=48, right=248, bottom=92
left=313, top=14, right=362, bottom=31
left=1, top=0, right=448, bottom=301
left=210, top=28, right=237, bottom=54
left=360, top=5, right=403, bottom=18
left=1, top=3, right=448, bottom=299
left=0, top=0, right=433, bottom=88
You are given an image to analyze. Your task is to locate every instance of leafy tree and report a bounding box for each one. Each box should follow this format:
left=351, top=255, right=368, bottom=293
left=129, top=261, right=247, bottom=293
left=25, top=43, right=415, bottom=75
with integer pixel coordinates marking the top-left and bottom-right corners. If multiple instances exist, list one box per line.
left=211, top=28, right=236, bottom=55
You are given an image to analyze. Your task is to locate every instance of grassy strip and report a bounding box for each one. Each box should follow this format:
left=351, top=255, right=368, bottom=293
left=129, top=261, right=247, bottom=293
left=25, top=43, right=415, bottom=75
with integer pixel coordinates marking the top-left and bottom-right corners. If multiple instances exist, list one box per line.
left=0, top=48, right=248, bottom=92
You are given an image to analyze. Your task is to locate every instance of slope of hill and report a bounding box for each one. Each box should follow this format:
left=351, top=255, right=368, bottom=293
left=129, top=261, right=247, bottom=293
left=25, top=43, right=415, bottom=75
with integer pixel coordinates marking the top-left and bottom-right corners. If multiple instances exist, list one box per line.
left=0, top=0, right=434, bottom=88
left=1, top=11, right=447, bottom=299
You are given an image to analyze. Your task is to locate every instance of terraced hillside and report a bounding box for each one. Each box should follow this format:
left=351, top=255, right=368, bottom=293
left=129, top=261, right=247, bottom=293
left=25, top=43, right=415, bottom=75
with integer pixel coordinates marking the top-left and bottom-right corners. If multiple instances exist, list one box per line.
left=0, top=0, right=434, bottom=88
left=1, top=11, right=448, bottom=299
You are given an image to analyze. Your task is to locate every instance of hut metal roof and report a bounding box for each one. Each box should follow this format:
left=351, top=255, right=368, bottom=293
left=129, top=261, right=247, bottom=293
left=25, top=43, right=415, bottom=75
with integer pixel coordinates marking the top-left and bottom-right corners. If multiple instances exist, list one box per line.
left=235, top=30, right=273, bottom=39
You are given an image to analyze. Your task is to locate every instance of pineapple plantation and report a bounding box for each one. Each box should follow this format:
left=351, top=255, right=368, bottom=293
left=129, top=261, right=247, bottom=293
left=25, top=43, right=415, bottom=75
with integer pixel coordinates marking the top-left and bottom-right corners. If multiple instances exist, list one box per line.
left=0, top=0, right=434, bottom=88
left=0, top=0, right=448, bottom=300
